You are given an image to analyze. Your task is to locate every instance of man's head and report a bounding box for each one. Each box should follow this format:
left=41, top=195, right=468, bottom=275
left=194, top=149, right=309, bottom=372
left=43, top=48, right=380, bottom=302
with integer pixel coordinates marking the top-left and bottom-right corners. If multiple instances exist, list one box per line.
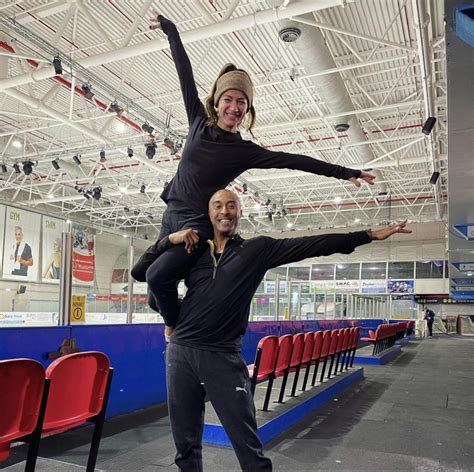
left=208, top=189, right=242, bottom=238
left=14, top=226, right=23, bottom=244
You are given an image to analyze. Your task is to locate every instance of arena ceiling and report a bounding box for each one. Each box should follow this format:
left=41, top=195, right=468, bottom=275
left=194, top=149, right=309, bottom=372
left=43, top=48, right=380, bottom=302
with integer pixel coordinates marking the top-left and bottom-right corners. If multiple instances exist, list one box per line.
left=0, top=0, right=447, bottom=240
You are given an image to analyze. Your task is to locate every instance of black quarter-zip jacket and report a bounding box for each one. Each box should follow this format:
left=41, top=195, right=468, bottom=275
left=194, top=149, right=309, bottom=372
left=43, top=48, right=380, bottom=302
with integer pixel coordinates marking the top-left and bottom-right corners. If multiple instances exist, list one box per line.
left=168, top=231, right=372, bottom=352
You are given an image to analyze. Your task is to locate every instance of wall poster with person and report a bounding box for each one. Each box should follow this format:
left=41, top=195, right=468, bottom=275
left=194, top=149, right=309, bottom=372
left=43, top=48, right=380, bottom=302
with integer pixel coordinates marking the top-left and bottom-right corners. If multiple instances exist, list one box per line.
left=72, top=226, right=95, bottom=285
left=42, top=216, right=66, bottom=282
left=2, top=206, right=40, bottom=281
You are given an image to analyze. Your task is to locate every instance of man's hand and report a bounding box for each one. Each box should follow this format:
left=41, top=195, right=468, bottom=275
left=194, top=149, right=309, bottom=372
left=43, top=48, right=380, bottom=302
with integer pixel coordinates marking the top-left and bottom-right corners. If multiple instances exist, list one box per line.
left=349, top=171, right=376, bottom=188
left=149, top=11, right=162, bottom=30
left=372, top=220, right=412, bottom=240
left=169, top=229, right=199, bottom=254
left=165, top=325, right=173, bottom=343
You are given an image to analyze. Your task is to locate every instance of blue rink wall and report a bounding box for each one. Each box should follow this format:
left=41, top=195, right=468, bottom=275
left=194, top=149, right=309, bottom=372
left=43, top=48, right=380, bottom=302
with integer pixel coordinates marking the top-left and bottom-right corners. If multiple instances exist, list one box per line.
left=0, top=319, right=385, bottom=418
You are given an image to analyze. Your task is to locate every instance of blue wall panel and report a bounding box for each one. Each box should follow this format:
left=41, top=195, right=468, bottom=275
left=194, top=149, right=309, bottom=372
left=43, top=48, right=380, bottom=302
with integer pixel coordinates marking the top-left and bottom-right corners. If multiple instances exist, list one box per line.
left=0, top=326, right=71, bottom=367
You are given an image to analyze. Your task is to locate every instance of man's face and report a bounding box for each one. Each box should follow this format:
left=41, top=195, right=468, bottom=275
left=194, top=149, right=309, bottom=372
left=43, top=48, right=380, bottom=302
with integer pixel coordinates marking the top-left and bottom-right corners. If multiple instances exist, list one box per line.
left=208, top=190, right=241, bottom=237
left=15, top=229, right=23, bottom=244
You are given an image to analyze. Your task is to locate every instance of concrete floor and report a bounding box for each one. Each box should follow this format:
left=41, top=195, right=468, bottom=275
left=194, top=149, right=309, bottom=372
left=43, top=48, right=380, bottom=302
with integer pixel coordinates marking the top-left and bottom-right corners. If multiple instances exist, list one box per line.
left=3, top=335, right=474, bottom=471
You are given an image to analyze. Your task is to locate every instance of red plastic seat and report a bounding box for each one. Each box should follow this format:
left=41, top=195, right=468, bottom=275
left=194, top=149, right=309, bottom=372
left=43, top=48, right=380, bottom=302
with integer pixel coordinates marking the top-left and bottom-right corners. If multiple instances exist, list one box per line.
left=277, top=333, right=304, bottom=403
left=334, top=328, right=350, bottom=374
left=290, top=332, right=314, bottom=396
left=310, top=331, right=324, bottom=387
left=260, top=334, right=293, bottom=411
left=0, top=359, right=46, bottom=462
left=338, top=328, right=351, bottom=373
left=23, top=352, right=114, bottom=472
left=249, top=336, right=279, bottom=396
left=320, top=330, right=339, bottom=381
left=316, top=330, right=332, bottom=384
left=346, top=327, right=360, bottom=368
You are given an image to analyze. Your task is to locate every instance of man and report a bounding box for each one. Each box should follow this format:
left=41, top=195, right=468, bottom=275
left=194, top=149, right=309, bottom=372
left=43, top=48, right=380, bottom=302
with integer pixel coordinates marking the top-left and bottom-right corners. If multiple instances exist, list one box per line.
left=424, top=307, right=435, bottom=337
left=153, top=189, right=411, bottom=472
left=10, top=226, right=33, bottom=276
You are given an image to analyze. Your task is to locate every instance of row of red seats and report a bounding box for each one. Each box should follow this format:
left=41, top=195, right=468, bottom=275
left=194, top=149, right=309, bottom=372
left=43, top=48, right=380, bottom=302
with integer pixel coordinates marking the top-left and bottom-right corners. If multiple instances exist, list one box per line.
left=0, top=352, right=113, bottom=472
left=248, top=327, right=360, bottom=411
left=360, top=322, right=410, bottom=355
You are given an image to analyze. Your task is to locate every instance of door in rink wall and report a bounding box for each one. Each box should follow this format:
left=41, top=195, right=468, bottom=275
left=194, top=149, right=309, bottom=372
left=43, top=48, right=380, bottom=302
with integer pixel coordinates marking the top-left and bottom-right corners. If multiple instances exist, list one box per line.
left=42, top=216, right=66, bottom=282
left=72, top=226, right=95, bottom=285
left=2, top=207, right=40, bottom=282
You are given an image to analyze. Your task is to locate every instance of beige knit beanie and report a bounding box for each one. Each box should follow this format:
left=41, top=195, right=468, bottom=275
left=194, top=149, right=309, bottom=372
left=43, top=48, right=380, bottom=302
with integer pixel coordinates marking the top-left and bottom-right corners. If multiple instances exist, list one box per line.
left=213, top=70, right=254, bottom=109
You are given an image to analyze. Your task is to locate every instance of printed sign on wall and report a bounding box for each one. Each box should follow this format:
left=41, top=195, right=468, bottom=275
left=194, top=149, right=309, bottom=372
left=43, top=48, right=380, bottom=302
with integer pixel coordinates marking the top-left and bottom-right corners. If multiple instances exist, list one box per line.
left=388, top=279, right=414, bottom=293
left=72, top=226, right=95, bottom=285
left=2, top=207, right=40, bottom=281
left=42, top=216, right=66, bottom=282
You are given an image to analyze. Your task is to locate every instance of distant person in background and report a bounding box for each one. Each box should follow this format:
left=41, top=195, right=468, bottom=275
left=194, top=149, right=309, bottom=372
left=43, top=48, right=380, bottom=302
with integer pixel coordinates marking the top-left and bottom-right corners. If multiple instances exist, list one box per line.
left=10, top=226, right=33, bottom=276
left=424, top=307, right=435, bottom=337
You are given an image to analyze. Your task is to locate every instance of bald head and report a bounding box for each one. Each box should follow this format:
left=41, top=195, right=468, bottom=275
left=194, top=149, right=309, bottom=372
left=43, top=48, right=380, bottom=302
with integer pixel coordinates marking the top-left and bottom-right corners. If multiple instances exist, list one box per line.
left=208, top=189, right=241, bottom=238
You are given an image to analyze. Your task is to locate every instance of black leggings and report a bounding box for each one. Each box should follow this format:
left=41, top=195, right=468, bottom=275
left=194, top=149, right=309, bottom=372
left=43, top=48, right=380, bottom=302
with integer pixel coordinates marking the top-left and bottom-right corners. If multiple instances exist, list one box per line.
left=138, top=207, right=213, bottom=324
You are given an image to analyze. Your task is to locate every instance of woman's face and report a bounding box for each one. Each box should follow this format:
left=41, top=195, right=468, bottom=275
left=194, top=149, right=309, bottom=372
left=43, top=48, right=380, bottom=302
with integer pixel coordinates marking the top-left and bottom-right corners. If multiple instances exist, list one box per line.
left=216, top=89, right=248, bottom=133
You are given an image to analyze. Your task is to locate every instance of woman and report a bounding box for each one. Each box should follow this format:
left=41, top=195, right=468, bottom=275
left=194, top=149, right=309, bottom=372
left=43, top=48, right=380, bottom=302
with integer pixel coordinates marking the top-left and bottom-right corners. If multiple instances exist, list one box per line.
left=132, top=14, right=375, bottom=330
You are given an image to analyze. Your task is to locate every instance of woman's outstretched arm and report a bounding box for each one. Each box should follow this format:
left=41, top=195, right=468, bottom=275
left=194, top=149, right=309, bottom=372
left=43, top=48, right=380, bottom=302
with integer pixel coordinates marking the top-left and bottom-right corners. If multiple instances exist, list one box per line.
left=150, top=13, right=204, bottom=124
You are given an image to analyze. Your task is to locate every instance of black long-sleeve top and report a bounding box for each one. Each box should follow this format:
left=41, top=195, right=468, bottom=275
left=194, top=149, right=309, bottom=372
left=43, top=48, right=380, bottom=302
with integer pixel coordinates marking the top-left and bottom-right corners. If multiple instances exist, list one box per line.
left=167, top=231, right=372, bottom=352
left=158, top=16, right=361, bottom=215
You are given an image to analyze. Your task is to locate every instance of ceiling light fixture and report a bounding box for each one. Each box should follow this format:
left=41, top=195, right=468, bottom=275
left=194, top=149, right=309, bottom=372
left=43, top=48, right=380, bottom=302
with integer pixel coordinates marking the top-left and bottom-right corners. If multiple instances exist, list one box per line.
left=13, top=163, right=20, bottom=174
left=422, top=116, right=437, bottom=135
left=99, top=150, right=106, bottom=163
left=145, top=140, right=157, bottom=159
left=22, top=160, right=33, bottom=176
left=127, top=146, right=134, bottom=158
left=81, top=82, right=94, bottom=100
left=52, top=54, right=62, bottom=75
left=52, top=159, right=60, bottom=170
left=109, top=100, right=123, bottom=116
left=73, top=154, right=81, bottom=165
left=142, top=122, right=154, bottom=134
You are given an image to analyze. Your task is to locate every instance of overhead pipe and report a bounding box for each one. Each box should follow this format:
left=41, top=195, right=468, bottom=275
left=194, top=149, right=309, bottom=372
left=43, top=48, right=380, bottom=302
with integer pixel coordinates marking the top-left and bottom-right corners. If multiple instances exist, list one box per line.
left=267, top=1, right=385, bottom=192
left=0, top=0, right=354, bottom=91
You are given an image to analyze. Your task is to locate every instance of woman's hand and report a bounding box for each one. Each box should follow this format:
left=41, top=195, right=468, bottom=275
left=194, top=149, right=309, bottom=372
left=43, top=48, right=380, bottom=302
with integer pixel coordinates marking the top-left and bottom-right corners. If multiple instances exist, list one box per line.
left=168, top=229, right=199, bottom=254
left=372, top=220, right=411, bottom=240
left=149, top=11, right=162, bottom=30
left=349, top=171, right=376, bottom=188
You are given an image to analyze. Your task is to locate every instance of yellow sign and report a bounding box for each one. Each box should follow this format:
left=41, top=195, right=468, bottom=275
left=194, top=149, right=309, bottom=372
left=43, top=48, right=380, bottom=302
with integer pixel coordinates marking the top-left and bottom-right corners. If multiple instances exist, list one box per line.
left=71, top=295, right=86, bottom=323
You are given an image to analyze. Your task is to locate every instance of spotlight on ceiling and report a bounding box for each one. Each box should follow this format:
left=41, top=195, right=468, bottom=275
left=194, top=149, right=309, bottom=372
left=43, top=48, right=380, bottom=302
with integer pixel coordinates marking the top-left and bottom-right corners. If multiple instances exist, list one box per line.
left=13, top=163, right=20, bottom=174
left=83, top=191, right=91, bottom=200
left=81, top=82, right=94, bottom=100
left=242, top=183, right=248, bottom=192
left=140, top=184, right=146, bottom=194
left=1, top=164, right=7, bottom=173
left=127, top=146, right=134, bottom=158
left=52, top=159, right=60, bottom=170
left=73, top=154, right=81, bottom=165
left=92, top=186, right=102, bottom=201
left=142, top=122, right=154, bottom=134
left=99, top=150, right=106, bottom=163
left=429, top=171, right=440, bottom=185
left=422, top=116, right=437, bottom=135
left=265, top=199, right=272, bottom=206
left=52, top=55, right=62, bottom=74
left=145, top=140, right=157, bottom=159
left=22, top=160, right=33, bottom=176
left=109, top=100, right=123, bottom=116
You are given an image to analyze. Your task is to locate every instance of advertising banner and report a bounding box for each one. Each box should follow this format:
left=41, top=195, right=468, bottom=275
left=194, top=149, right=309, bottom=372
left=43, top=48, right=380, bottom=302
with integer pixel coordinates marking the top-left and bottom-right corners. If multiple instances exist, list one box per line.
left=2, top=207, right=40, bottom=281
left=72, top=227, right=95, bottom=284
left=361, top=280, right=387, bottom=294
left=335, top=280, right=360, bottom=292
left=388, top=279, right=414, bottom=293
left=42, top=216, right=66, bottom=282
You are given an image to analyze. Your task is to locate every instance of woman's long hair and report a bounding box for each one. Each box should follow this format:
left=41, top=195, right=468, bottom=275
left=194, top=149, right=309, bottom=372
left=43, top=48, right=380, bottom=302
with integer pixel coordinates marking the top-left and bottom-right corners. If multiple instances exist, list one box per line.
left=205, top=63, right=256, bottom=135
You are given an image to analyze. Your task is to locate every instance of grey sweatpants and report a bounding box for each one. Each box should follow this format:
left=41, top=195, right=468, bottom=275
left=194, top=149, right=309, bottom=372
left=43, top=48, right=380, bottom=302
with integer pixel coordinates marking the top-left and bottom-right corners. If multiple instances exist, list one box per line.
left=166, top=342, right=272, bottom=472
